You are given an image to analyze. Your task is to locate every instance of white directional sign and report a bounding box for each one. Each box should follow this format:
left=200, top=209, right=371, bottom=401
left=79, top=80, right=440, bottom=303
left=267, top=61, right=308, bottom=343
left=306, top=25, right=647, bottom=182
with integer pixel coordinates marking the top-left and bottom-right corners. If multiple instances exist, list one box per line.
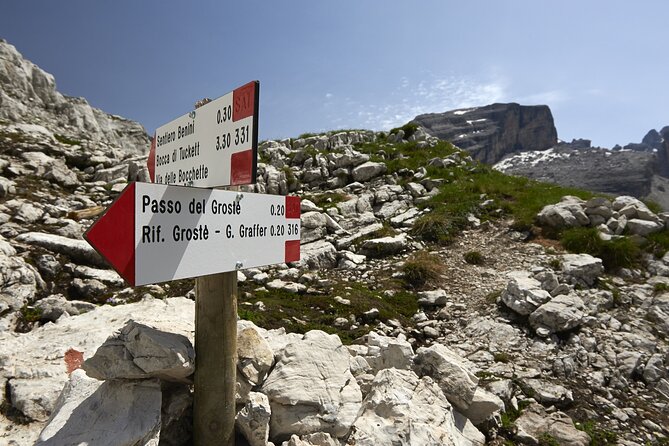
left=84, top=181, right=301, bottom=286
left=149, top=81, right=259, bottom=188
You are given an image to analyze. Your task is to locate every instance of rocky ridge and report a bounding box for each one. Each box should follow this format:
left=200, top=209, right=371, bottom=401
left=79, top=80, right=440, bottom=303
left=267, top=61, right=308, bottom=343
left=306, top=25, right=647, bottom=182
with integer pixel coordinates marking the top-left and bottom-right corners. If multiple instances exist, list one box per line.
left=493, top=131, right=669, bottom=211
left=0, top=40, right=668, bottom=445
left=0, top=39, right=149, bottom=154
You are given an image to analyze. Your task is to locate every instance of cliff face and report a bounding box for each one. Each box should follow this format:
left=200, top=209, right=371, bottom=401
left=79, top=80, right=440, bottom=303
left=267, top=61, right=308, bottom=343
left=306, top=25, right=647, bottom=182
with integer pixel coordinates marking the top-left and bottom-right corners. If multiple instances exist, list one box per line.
left=0, top=39, right=149, bottom=154
left=411, top=103, right=558, bottom=164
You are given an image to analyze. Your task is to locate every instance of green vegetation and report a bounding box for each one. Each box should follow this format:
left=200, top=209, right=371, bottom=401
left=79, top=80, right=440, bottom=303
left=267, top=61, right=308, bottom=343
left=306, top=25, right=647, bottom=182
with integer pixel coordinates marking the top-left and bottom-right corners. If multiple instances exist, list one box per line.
left=538, top=433, right=561, bottom=446
left=500, top=400, right=531, bottom=433
left=561, top=227, right=640, bottom=271
left=549, top=258, right=562, bottom=270
left=389, top=122, right=419, bottom=139
left=645, top=230, right=669, bottom=258
left=282, top=166, right=299, bottom=189
left=463, top=250, right=484, bottom=265
left=54, top=133, right=81, bottom=145
left=236, top=279, right=417, bottom=343
left=654, top=283, right=669, bottom=295
left=402, top=251, right=444, bottom=288
left=575, top=420, right=617, bottom=445
left=19, top=305, right=42, bottom=323
left=304, top=191, right=349, bottom=209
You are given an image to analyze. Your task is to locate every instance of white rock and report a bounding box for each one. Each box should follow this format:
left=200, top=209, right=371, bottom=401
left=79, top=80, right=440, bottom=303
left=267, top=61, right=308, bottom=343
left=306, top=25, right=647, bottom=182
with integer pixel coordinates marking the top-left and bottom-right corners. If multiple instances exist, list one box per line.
left=460, top=387, right=505, bottom=426
left=514, top=403, right=589, bottom=446
left=261, top=330, right=362, bottom=441
left=529, top=294, right=585, bottom=336
left=359, top=233, right=408, bottom=257
left=236, top=392, right=272, bottom=446
left=561, top=253, right=604, bottom=287
left=237, top=326, right=274, bottom=386
left=500, top=273, right=552, bottom=316
left=36, top=371, right=161, bottom=446
left=15, top=232, right=107, bottom=267
left=351, top=161, right=387, bottom=182
left=82, top=320, right=195, bottom=382
left=413, top=344, right=479, bottom=411
left=626, top=218, right=663, bottom=236
left=348, top=368, right=484, bottom=446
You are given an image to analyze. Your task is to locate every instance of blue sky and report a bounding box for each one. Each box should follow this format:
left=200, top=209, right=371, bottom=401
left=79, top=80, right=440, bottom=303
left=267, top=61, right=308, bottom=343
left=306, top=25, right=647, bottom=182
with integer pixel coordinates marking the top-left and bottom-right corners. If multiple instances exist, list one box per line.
left=1, top=1, right=667, bottom=148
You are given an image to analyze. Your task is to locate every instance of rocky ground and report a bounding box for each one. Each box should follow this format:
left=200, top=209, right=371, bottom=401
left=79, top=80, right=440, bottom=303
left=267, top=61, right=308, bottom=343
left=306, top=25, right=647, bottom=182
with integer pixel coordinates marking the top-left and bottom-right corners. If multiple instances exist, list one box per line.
left=1, top=39, right=668, bottom=445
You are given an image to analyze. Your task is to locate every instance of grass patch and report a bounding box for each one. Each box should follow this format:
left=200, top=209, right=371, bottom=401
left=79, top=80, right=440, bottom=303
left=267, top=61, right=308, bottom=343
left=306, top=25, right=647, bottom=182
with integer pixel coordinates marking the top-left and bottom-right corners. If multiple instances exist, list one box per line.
left=500, top=400, right=531, bottom=433
left=411, top=212, right=464, bottom=245
left=237, top=278, right=416, bottom=343
left=304, top=192, right=349, bottom=209
left=575, top=420, right=617, bottom=445
left=538, top=433, right=561, bottom=446
left=54, top=134, right=81, bottom=145
left=389, top=122, right=419, bottom=139
left=561, top=227, right=640, bottom=271
left=463, top=250, right=484, bottom=265
left=645, top=229, right=669, bottom=258
left=402, top=251, right=444, bottom=288
left=654, top=283, right=669, bottom=295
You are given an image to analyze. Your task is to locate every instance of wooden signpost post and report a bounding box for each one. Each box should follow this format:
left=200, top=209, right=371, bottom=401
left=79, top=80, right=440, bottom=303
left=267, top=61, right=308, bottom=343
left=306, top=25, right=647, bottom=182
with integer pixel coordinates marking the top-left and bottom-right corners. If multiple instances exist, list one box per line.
left=85, top=81, right=297, bottom=446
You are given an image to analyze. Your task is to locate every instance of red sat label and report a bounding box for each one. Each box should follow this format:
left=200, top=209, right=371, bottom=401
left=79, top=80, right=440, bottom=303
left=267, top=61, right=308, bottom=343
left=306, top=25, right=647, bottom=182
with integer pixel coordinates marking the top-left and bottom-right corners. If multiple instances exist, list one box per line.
left=233, top=81, right=257, bottom=122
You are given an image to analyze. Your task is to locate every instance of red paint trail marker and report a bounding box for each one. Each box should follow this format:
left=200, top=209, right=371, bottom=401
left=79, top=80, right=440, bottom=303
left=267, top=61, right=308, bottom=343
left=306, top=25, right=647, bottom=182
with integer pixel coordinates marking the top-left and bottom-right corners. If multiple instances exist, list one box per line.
left=84, top=181, right=300, bottom=286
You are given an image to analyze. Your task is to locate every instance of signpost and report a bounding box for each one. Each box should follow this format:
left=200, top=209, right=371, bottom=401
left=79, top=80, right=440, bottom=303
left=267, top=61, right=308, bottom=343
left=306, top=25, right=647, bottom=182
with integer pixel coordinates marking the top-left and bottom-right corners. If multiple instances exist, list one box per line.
left=84, top=182, right=301, bottom=286
left=147, top=81, right=259, bottom=188
left=86, top=81, right=299, bottom=445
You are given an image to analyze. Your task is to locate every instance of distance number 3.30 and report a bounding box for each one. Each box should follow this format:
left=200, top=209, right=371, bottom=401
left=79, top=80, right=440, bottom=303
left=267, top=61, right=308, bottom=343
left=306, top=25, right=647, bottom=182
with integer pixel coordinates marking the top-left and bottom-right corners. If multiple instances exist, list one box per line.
left=216, top=125, right=250, bottom=151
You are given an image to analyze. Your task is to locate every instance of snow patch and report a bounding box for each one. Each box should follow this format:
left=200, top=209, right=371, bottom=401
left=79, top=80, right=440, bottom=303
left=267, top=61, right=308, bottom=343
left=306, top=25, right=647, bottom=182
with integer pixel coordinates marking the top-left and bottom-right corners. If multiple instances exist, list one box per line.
left=493, top=148, right=572, bottom=172
left=453, top=108, right=477, bottom=116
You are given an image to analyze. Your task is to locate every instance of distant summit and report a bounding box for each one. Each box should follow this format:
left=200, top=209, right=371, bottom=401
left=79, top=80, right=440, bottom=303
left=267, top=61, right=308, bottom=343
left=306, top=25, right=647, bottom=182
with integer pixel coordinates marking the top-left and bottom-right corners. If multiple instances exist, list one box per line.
left=411, top=103, right=558, bottom=164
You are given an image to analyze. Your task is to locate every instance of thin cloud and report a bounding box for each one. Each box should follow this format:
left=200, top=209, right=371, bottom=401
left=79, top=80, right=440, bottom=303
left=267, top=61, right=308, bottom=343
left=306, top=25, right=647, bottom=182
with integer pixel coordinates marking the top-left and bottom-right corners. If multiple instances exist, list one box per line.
left=519, top=90, right=568, bottom=105
left=327, top=75, right=507, bottom=131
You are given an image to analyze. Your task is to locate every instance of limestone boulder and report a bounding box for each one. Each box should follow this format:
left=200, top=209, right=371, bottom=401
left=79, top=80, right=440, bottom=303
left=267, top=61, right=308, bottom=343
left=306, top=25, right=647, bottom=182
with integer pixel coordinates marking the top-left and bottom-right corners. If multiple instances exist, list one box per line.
left=514, top=403, right=589, bottom=446
left=413, top=343, right=479, bottom=412
left=261, top=330, right=362, bottom=441
left=348, top=368, right=484, bottom=446
left=351, top=161, right=387, bottom=182
left=237, top=326, right=274, bottom=386
left=236, top=392, right=271, bottom=446
left=500, top=272, right=552, bottom=316
left=529, top=294, right=585, bottom=336
left=15, top=232, right=107, bottom=268
left=82, top=320, right=195, bottom=382
left=561, top=253, right=604, bottom=287
left=359, top=233, right=408, bottom=257
left=36, top=371, right=161, bottom=446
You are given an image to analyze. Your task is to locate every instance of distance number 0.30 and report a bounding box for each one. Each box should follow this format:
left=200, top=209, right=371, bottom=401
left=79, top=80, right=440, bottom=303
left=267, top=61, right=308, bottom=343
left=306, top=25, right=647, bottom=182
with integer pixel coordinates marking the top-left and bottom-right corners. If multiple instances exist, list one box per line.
left=216, top=106, right=231, bottom=124
left=215, top=125, right=251, bottom=151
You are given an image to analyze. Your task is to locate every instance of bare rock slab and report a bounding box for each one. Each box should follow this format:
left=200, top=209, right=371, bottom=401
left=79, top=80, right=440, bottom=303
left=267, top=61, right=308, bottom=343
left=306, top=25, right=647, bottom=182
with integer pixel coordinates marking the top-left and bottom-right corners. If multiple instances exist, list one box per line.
left=36, top=370, right=161, bottom=446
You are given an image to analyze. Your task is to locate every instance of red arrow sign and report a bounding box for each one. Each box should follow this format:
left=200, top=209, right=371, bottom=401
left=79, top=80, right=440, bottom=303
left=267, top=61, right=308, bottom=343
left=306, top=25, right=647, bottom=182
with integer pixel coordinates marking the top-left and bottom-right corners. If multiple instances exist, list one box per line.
left=84, top=182, right=136, bottom=285
left=84, top=182, right=301, bottom=287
